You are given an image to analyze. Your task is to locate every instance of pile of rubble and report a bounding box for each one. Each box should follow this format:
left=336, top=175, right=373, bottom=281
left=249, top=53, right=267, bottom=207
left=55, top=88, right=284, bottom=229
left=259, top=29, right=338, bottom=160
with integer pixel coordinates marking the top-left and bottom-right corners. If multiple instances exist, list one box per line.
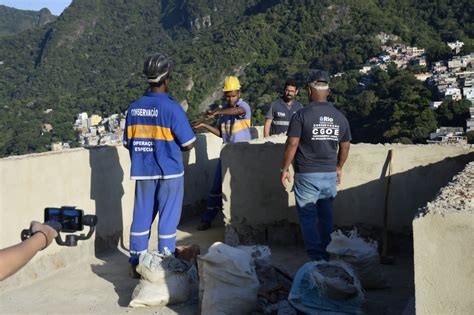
left=419, top=161, right=473, bottom=215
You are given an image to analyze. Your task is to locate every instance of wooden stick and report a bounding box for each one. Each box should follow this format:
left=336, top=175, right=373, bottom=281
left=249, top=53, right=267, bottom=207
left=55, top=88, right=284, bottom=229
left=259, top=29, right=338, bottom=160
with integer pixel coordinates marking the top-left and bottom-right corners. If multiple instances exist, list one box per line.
left=382, top=149, right=393, bottom=259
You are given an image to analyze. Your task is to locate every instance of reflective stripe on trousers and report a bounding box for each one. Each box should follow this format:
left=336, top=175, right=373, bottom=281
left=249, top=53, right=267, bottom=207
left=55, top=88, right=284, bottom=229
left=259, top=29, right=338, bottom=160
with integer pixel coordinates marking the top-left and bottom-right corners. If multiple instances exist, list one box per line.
left=129, top=177, right=183, bottom=265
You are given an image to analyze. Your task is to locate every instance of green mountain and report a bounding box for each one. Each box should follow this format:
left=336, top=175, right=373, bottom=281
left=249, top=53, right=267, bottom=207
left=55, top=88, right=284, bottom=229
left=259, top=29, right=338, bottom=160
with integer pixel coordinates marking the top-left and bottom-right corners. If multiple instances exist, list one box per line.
left=0, top=0, right=472, bottom=156
left=0, top=5, right=55, bottom=36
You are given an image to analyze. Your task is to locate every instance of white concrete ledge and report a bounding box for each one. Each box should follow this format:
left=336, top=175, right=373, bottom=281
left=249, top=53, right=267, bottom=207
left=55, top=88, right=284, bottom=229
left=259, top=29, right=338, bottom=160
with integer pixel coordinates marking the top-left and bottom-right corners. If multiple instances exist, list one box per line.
left=413, top=162, right=474, bottom=314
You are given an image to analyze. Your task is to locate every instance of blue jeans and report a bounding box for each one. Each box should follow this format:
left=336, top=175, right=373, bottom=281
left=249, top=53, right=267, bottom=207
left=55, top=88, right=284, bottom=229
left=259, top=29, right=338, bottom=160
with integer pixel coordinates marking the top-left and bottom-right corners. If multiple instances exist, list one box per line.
left=294, top=172, right=337, bottom=260
left=201, top=159, right=223, bottom=223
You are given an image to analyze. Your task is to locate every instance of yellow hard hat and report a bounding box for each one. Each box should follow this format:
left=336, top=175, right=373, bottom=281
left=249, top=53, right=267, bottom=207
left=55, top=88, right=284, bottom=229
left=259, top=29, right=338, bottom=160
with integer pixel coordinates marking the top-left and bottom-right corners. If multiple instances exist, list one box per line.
left=223, top=76, right=241, bottom=92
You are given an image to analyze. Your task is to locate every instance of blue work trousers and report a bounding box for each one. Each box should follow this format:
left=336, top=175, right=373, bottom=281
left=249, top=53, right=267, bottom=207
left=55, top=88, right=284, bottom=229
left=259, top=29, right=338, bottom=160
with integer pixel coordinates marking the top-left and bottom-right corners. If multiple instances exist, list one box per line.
left=129, top=177, right=183, bottom=265
left=294, top=172, right=337, bottom=260
left=201, top=159, right=223, bottom=223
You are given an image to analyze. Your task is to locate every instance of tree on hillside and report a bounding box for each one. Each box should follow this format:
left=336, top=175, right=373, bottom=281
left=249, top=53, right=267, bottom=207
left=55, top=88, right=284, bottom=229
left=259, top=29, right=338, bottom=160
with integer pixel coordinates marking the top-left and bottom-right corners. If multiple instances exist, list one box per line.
left=436, top=99, right=471, bottom=128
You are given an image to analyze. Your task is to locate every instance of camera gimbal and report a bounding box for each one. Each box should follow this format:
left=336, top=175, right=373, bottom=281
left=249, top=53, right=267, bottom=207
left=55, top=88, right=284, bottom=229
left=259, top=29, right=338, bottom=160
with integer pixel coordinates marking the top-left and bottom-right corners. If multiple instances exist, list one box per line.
left=21, top=207, right=98, bottom=247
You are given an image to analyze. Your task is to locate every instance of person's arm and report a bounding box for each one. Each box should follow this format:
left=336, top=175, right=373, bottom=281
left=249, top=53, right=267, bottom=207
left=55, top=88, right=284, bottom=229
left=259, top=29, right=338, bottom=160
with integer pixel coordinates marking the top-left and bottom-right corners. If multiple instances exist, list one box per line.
left=0, top=222, right=57, bottom=281
left=336, top=141, right=350, bottom=185
left=181, top=143, right=194, bottom=151
left=123, top=127, right=129, bottom=150
left=280, top=136, right=300, bottom=188
left=264, top=104, right=274, bottom=138
left=209, top=106, right=245, bottom=117
left=171, top=105, right=196, bottom=151
left=123, top=112, right=130, bottom=150
left=193, top=123, right=221, bottom=138
left=264, top=119, right=272, bottom=137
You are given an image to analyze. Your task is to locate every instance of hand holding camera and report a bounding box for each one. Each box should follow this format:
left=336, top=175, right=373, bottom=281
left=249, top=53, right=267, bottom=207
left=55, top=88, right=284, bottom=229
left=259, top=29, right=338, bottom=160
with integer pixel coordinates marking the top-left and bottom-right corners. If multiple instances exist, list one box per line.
left=21, top=207, right=98, bottom=247
left=29, top=221, right=58, bottom=250
left=1, top=207, right=98, bottom=281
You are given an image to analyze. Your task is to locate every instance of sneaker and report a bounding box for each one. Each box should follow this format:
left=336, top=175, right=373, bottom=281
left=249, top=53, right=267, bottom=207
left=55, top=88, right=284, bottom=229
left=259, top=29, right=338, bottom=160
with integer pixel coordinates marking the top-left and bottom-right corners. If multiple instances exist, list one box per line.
left=128, top=264, right=140, bottom=279
left=197, top=221, right=211, bottom=231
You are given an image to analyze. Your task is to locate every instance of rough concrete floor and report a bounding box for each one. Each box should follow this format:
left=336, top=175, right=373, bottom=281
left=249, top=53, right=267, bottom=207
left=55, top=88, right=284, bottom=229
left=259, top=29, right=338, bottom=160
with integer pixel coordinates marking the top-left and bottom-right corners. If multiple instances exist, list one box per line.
left=0, top=215, right=414, bottom=314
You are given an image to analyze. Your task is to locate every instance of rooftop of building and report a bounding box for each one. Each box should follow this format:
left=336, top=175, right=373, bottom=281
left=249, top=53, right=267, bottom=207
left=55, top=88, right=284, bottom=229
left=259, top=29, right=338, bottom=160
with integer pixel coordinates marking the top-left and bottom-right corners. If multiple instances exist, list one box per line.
left=0, top=133, right=472, bottom=314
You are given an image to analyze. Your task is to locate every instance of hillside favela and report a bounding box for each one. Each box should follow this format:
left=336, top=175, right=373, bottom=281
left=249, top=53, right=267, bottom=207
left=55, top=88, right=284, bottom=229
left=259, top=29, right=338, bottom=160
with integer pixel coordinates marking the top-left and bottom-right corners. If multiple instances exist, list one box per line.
left=0, top=1, right=472, bottom=314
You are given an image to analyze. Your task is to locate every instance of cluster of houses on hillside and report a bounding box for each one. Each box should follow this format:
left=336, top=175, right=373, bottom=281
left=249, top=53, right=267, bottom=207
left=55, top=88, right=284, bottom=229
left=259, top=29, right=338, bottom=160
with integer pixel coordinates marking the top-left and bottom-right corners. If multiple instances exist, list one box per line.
left=426, top=49, right=474, bottom=144
left=74, top=112, right=126, bottom=147
left=359, top=33, right=474, bottom=144
left=427, top=54, right=474, bottom=106
left=50, top=112, right=126, bottom=151
left=359, top=33, right=427, bottom=74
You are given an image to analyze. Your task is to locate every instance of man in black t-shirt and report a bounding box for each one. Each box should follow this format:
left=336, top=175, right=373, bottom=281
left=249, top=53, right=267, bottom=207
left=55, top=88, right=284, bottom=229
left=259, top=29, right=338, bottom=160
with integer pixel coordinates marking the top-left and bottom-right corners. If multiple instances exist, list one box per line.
left=264, top=78, right=303, bottom=137
left=280, top=70, right=351, bottom=261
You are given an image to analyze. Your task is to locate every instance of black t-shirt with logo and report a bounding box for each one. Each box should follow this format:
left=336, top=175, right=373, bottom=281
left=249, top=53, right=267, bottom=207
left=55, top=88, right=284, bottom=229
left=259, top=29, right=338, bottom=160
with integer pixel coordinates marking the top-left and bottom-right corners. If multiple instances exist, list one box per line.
left=287, top=102, right=351, bottom=173
left=265, top=98, right=303, bottom=135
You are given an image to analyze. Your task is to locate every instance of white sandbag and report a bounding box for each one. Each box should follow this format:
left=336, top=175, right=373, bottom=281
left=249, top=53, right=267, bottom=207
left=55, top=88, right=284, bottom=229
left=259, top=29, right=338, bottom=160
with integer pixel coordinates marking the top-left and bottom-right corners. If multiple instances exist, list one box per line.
left=129, top=251, right=198, bottom=308
left=199, top=242, right=259, bottom=315
left=326, top=230, right=388, bottom=289
left=136, top=251, right=191, bottom=283
left=129, top=273, right=191, bottom=307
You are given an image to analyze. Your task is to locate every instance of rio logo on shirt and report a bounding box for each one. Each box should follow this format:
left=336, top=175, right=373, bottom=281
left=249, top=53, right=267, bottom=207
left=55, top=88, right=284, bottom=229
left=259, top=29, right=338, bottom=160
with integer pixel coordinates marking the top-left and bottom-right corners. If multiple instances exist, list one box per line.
left=320, top=116, right=333, bottom=123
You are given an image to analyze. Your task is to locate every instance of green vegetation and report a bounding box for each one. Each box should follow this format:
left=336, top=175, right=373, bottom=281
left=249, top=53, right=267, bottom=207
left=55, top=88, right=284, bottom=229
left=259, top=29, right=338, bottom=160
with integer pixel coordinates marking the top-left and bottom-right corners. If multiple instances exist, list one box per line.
left=330, top=67, right=470, bottom=144
left=0, top=0, right=472, bottom=156
left=0, top=6, right=55, bottom=36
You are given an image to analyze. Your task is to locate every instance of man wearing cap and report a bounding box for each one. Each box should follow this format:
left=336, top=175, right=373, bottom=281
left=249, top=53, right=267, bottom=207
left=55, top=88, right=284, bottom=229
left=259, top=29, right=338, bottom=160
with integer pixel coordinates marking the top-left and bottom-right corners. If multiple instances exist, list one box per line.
left=123, top=53, right=195, bottom=276
left=264, top=78, right=303, bottom=137
left=193, top=76, right=252, bottom=230
left=280, top=70, right=351, bottom=261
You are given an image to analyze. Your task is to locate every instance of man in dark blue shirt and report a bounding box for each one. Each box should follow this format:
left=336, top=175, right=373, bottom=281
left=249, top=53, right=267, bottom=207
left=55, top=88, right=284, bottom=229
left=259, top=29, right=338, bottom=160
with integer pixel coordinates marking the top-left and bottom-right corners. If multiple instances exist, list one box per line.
left=264, top=78, right=303, bottom=137
left=280, top=70, right=351, bottom=261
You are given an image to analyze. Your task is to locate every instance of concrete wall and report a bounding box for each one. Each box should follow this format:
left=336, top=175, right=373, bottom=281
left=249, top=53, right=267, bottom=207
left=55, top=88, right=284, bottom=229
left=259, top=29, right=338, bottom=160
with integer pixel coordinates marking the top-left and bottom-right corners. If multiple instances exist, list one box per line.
left=413, top=162, right=474, bottom=314
left=1, top=129, right=472, bottom=289
left=221, top=137, right=473, bottom=243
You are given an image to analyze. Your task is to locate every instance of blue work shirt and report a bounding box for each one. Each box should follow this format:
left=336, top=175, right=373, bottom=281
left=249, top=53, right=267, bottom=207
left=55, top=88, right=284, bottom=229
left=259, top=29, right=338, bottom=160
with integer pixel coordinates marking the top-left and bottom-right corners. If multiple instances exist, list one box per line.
left=218, top=99, right=252, bottom=143
left=123, top=92, right=196, bottom=179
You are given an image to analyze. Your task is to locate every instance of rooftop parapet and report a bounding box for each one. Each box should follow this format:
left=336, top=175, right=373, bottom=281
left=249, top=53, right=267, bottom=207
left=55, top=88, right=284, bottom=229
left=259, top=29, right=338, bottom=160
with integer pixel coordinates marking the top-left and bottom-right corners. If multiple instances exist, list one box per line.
left=413, top=162, right=474, bottom=314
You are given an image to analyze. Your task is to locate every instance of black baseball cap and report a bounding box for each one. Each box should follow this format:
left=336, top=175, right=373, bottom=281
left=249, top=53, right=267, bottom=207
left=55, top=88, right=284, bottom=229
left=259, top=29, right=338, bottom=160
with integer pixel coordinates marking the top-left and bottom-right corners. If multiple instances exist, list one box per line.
left=307, top=70, right=330, bottom=84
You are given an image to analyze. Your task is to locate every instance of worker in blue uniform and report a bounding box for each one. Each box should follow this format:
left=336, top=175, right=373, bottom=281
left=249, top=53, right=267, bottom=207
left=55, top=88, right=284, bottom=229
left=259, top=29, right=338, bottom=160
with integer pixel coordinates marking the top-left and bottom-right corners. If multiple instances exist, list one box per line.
left=123, top=53, right=195, bottom=276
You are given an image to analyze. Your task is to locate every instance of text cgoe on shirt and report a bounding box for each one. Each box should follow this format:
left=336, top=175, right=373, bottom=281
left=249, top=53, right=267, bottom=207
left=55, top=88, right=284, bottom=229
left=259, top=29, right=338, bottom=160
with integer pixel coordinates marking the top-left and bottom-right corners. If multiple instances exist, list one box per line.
left=123, top=92, right=196, bottom=180
left=287, top=101, right=351, bottom=173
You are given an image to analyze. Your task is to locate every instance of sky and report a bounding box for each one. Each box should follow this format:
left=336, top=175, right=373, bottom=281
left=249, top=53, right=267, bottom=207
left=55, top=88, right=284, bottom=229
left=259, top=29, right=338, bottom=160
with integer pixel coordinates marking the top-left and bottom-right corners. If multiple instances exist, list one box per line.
left=0, top=0, right=73, bottom=15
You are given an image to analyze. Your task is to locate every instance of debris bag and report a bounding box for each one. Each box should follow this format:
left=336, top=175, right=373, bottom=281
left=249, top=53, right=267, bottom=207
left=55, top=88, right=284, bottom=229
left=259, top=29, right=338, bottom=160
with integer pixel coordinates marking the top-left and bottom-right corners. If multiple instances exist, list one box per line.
left=129, top=251, right=198, bottom=307
left=239, top=245, right=292, bottom=313
left=238, top=245, right=276, bottom=289
left=199, top=242, right=259, bottom=315
left=326, top=230, right=388, bottom=289
left=288, top=261, right=365, bottom=314
left=136, top=250, right=191, bottom=283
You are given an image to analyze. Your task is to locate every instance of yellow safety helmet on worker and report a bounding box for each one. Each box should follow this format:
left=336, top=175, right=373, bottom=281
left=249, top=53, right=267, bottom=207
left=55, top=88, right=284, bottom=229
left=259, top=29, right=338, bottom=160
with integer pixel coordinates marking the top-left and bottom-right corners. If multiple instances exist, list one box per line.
left=223, top=76, right=241, bottom=92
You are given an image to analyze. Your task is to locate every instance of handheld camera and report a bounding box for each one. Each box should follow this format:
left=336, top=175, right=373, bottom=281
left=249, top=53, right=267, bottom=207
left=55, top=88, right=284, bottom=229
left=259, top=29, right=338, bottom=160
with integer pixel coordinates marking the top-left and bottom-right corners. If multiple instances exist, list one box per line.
left=21, top=206, right=98, bottom=247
